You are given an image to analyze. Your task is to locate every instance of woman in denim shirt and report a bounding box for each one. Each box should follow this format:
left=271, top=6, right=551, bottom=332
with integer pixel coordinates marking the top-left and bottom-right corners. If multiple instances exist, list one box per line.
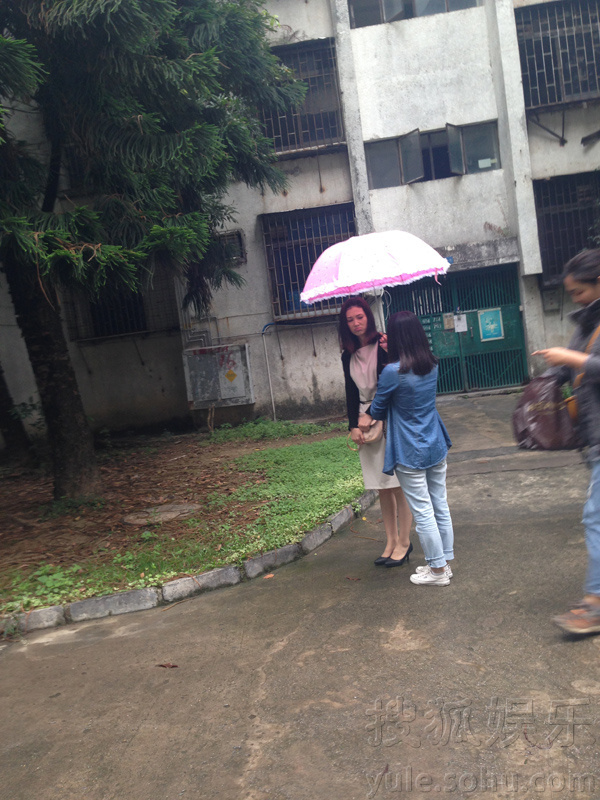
left=366, top=311, right=455, bottom=586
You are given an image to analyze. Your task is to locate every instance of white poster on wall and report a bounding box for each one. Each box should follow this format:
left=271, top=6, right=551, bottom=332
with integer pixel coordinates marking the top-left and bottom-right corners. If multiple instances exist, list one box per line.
left=454, top=314, right=468, bottom=333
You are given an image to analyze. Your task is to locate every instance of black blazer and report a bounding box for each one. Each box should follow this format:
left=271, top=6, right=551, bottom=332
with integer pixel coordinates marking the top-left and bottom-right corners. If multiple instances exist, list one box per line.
left=341, top=342, right=388, bottom=430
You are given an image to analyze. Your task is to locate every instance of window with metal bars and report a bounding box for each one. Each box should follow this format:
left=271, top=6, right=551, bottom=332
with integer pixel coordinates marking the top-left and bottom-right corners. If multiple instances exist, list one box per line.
left=262, top=40, right=344, bottom=155
left=63, top=267, right=181, bottom=340
left=349, top=0, right=481, bottom=28
left=262, top=204, right=356, bottom=321
left=533, top=172, right=600, bottom=286
left=515, top=0, right=600, bottom=110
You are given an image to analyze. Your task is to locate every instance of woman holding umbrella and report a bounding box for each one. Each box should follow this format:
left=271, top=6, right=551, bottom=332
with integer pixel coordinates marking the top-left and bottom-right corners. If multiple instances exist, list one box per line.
left=340, top=297, right=413, bottom=567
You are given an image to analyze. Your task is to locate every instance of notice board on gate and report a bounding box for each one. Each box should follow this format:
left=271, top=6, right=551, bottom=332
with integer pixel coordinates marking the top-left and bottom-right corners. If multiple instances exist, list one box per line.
left=183, top=344, right=254, bottom=409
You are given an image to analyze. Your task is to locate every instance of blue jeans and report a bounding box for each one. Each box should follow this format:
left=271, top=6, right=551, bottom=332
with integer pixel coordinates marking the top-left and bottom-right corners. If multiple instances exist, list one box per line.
left=394, top=460, right=454, bottom=569
left=583, top=460, right=600, bottom=596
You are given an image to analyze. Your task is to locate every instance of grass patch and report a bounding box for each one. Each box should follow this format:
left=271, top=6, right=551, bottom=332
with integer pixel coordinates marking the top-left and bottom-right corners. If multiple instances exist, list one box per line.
left=207, top=418, right=345, bottom=443
left=1, top=435, right=362, bottom=614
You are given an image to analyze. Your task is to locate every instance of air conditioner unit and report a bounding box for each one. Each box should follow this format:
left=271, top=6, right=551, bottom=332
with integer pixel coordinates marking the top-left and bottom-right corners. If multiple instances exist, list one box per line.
left=183, top=344, right=254, bottom=409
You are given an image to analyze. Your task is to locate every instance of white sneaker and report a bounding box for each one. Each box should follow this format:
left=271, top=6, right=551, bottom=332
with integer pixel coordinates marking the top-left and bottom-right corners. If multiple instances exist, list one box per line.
left=410, top=567, right=450, bottom=586
left=415, top=564, right=453, bottom=579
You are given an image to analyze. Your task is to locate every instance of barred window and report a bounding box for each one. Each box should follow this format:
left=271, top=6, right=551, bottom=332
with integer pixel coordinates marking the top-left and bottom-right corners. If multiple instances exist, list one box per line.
left=263, top=40, right=344, bottom=155
left=516, top=0, right=600, bottom=110
left=349, top=0, right=481, bottom=28
left=63, top=267, right=180, bottom=341
left=533, top=172, right=600, bottom=285
left=262, top=204, right=356, bottom=321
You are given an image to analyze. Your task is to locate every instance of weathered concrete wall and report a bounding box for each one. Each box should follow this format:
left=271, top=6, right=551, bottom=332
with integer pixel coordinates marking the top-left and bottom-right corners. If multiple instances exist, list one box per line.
left=259, top=322, right=346, bottom=419
left=207, top=149, right=354, bottom=417
left=267, top=0, right=333, bottom=44
left=528, top=106, right=600, bottom=179
left=370, top=171, right=511, bottom=249
left=331, top=0, right=373, bottom=235
left=485, top=0, right=545, bottom=362
left=542, top=305, right=577, bottom=348
left=352, top=7, right=495, bottom=139
left=0, top=275, right=43, bottom=437
left=485, top=0, right=542, bottom=277
left=67, top=332, right=190, bottom=431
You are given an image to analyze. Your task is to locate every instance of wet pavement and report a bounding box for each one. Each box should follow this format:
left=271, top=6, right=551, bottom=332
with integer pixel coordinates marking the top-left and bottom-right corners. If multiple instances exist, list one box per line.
left=2, top=392, right=599, bottom=800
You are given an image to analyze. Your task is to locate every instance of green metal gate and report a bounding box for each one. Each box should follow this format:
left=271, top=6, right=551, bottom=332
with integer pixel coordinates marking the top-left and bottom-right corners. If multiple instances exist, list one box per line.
left=387, top=264, right=528, bottom=393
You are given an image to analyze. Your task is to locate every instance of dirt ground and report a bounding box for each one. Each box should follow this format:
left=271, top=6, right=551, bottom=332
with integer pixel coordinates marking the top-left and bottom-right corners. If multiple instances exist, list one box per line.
left=0, top=428, right=343, bottom=582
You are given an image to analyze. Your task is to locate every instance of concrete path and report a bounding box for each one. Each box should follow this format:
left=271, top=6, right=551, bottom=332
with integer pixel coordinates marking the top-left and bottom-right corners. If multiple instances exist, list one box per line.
left=2, top=393, right=599, bottom=800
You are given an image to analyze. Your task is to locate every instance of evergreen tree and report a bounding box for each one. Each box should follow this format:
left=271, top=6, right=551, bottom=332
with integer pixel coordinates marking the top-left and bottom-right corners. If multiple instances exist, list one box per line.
left=0, top=0, right=303, bottom=498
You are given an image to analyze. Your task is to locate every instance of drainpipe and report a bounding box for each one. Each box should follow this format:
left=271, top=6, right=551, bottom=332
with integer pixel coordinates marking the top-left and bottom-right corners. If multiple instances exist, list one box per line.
left=261, top=323, right=277, bottom=421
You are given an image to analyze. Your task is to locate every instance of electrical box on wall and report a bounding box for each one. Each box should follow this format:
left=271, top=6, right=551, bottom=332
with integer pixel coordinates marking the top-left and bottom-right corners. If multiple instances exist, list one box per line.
left=183, top=344, right=254, bottom=409
left=541, top=288, right=562, bottom=313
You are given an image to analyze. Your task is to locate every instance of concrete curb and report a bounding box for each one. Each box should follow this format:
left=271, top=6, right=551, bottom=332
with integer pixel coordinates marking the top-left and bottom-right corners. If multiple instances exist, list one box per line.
left=2, top=490, right=378, bottom=636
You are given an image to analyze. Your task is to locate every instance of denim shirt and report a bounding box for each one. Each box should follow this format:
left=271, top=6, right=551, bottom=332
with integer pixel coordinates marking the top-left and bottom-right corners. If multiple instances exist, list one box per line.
left=369, top=363, right=452, bottom=473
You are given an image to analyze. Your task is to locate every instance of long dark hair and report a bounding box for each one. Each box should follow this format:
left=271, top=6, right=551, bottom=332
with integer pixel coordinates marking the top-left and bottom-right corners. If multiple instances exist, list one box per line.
left=387, top=311, right=438, bottom=376
left=563, top=249, right=600, bottom=284
left=339, top=296, right=380, bottom=353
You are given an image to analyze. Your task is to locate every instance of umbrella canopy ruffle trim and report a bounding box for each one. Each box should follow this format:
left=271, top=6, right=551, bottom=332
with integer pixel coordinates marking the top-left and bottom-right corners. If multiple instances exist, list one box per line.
left=300, top=268, right=447, bottom=305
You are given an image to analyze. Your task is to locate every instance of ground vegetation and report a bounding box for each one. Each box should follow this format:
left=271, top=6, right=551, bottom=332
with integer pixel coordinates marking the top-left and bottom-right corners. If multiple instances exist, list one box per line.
left=0, top=420, right=365, bottom=615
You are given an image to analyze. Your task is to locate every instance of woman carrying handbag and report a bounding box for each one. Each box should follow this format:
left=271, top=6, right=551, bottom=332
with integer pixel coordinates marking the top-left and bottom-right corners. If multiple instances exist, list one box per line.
left=340, top=297, right=412, bottom=567
left=533, top=248, right=600, bottom=635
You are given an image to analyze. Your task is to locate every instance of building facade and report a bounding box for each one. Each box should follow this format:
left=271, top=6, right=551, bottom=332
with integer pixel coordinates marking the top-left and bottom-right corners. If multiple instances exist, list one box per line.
left=2, top=0, right=600, bottom=430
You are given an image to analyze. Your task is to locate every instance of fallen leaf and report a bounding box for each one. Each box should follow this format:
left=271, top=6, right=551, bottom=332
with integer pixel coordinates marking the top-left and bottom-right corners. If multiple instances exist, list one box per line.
left=263, top=573, right=275, bottom=579
left=346, top=576, right=361, bottom=581
left=156, top=663, right=178, bottom=669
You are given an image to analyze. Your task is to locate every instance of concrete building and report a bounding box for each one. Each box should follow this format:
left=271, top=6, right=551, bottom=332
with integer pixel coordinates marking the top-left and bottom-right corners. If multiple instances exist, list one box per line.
left=2, top=0, right=600, bottom=431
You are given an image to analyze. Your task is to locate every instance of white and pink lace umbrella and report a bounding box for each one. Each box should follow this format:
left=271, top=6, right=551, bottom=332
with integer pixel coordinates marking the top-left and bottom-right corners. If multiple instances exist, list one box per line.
left=300, top=230, right=450, bottom=305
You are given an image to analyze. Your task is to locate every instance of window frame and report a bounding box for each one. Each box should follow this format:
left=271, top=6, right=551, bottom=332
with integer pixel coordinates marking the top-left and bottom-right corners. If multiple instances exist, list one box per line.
left=349, top=0, right=481, bottom=28
left=365, top=121, right=500, bottom=190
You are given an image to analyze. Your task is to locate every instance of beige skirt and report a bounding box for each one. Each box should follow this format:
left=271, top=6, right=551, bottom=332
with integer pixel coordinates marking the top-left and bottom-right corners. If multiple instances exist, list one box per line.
left=359, top=434, right=400, bottom=490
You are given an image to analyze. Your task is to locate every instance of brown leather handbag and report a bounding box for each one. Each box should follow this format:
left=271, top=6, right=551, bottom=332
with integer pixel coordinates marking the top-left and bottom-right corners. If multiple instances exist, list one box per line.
left=512, top=376, right=581, bottom=450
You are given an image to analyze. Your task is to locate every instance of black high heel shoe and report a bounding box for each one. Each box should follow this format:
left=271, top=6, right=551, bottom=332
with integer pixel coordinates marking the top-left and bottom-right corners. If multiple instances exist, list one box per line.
left=385, top=542, right=413, bottom=568
left=374, top=556, right=389, bottom=566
